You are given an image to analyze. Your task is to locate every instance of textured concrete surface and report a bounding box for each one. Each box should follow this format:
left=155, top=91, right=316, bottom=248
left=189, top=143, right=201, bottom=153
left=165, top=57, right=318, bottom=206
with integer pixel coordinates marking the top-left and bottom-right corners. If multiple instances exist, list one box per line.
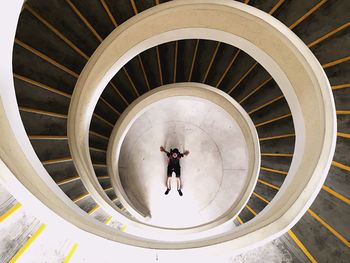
left=230, top=238, right=295, bottom=263
left=0, top=183, right=16, bottom=217
left=0, top=203, right=39, bottom=262
left=0, top=184, right=76, bottom=263
left=17, top=225, right=73, bottom=263
left=119, top=97, right=248, bottom=228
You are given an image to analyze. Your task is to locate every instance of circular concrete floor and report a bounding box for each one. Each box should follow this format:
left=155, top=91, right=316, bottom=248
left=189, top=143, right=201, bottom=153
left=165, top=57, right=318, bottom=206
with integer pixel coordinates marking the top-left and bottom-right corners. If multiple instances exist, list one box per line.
left=119, top=97, right=249, bottom=228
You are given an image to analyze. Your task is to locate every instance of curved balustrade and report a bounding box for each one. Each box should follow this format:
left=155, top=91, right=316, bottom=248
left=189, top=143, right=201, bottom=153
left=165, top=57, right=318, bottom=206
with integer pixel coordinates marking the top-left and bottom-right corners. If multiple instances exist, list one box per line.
left=0, top=0, right=350, bottom=262
left=67, top=0, right=336, bottom=249
left=1, top=1, right=345, bottom=261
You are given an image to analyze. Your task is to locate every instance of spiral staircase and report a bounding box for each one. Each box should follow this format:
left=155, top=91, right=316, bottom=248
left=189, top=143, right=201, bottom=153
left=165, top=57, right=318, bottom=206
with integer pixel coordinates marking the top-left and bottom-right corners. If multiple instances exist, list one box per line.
left=0, top=0, right=349, bottom=262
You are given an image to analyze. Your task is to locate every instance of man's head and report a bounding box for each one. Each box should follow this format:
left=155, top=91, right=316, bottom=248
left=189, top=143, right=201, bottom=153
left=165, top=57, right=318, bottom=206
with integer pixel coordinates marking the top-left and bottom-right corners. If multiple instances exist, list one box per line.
left=171, top=148, right=180, bottom=158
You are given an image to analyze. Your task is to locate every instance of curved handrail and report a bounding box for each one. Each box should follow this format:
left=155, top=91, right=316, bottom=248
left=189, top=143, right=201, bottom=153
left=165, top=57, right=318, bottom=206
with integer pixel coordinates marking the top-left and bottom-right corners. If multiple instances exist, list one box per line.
left=2, top=0, right=336, bottom=252
left=67, top=0, right=336, bottom=248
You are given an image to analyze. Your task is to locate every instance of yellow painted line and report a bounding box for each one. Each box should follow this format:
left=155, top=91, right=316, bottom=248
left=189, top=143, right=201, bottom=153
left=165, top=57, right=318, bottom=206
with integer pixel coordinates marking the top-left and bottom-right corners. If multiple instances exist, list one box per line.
left=9, top=224, right=47, bottom=263
left=66, top=0, right=103, bottom=42
left=173, top=41, right=179, bottom=83
left=89, top=147, right=107, bottom=153
left=28, top=135, right=68, bottom=140
left=308, top=209, right=350, bottom=248
left=289, top=0, right=327, bottom=30
left=100, top=97, right=121, bottom=115
left=88, top=205, right=100, bottom=215
left=138, top=55, right=150, bottom=91
left=288, top=230, right=317, bottom=263
left=261, top=153, right=293, bottom=157
left=13, top=74, right=71, bottom=98
left=261, top=166, right=288, bottom=175
left=0, top=203, right=22, bottom=222
left=73, top=193, right=90, bottom=203
left=245, top=205, right=257, bottom=216
left=89, top=131, right=109, bottom=141
left=258, top=179, right=349, bottom=205
left=104, top=216, right=112, bottom=225
left=63, top=243, right=78, bottom=263
left=216, top=49, right=241, bottom=88
left=308, top=22, right=350, bottom=48
left=248, top=95, right=284, bottom=115
left=15, top=39, right=79, bottom=78
left=156, top=46, right=164, bottom=86
left=337, top=132, right=350, bottom=139
left=42, top=157, right=72, bottom=165
left=123, top=67, right=140, bottom=97
left=239, top=77, right=272, bottom=104
left=92, top=163, right=107, bottom=168
left=254, top=189, right=350, bottom=248
left=97, top=175, right=110, bottom=180
left=259, top=133, right=295, bottom=141
left=24, top=4, right=89, bottom=60
left=258, top=179, right=280, bottom=191
left=336, top=110, right=350, bottom=115
left=332, top=84, right=350, bottom=90
left=237, top=216, right=244, bottom=225
left=120, top=224, right=127, bottom=232
left=24, top=0, right=131, bottom=124
left=269, top=0, right=285, bottom=15
left=93, top=113, right=114, bottom=127
left=253, top=187, right=350, bottom=248
left=252, top=192, right=269, bottom=204
left=332, top=160, right=350, bottom=172
left=130, top=0, right=138, bottom=14
left=228, top=62, right=258, bottom=95
left=109, top=82, right=129, bottom=106
left=188, top=39, right=199, bottom=82
left=322, top=185, right=350, bottom=205
left=202, top=42, right=220, bottom=83
left=57, top=176, right=80, bottom=186
left=100, top=0, right=118, bottom=27
left=323, top=56, right=350, bottom=69
left=19, top=107, right=67, bottom=119
left=255, top=113, right=292, bottom=127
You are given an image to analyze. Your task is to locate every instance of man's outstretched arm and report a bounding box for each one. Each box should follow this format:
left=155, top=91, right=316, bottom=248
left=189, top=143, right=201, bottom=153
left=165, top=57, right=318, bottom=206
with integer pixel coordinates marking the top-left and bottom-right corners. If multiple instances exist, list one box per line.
left=182, top=150, right=190, bottom=156
left=160, top=146, right=170, bottom=155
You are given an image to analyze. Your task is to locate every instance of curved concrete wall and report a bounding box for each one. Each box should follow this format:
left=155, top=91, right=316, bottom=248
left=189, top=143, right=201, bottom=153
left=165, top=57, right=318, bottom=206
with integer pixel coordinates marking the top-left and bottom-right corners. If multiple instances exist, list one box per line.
left=118, top=96, right=249, bottom=228
left=1, top=0, right=336, bottom=253
left=68, top=0, right=336, bottom=249
left=109, top=83, right=260, bottom=233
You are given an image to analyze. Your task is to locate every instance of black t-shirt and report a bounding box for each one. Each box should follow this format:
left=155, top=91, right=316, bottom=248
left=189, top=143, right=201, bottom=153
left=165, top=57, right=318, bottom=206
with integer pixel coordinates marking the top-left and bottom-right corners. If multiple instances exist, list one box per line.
left=167, top=153, right=184, bottom=167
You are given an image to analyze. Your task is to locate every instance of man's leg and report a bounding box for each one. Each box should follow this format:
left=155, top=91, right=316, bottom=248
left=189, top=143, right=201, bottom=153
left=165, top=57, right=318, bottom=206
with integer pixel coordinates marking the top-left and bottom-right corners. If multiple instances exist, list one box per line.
left=176, top=168, right=183, bottom=196
left=167, top=177, right=172, bottom=189
left=165, top=167, right=172, bottom=195
left=176, top=177, right=182, bottom=190
left=165, top=176, right=171, bottom=195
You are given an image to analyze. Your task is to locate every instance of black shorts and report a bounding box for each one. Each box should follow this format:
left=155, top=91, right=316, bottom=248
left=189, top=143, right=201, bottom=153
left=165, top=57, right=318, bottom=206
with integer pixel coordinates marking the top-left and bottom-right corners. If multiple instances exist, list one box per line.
left=167, top=165, right=181, bottom=177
